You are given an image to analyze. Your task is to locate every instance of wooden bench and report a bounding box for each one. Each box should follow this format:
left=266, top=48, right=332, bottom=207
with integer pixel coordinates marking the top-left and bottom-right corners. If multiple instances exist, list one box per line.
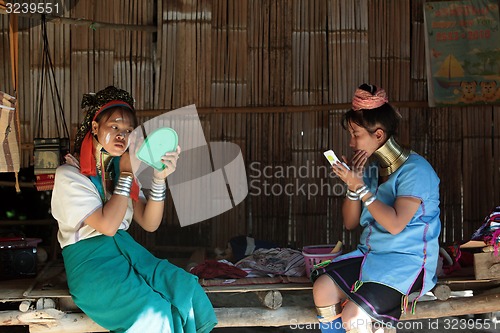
left=1, top=261, right=500, bottom=332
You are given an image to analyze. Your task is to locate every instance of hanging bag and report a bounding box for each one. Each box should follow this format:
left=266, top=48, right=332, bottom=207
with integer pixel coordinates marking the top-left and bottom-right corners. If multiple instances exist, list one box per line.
left=0, top=11, right=22, bottom=192
left=0, top=92, right=20, bottom=173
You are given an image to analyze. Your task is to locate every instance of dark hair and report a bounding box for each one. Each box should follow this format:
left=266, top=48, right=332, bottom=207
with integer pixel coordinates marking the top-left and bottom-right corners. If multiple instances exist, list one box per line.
left=341, top=84, right=400, bottom=136
left=94, top=106, right=138, bottom=129
left=74, top=86, right=137, bottom=153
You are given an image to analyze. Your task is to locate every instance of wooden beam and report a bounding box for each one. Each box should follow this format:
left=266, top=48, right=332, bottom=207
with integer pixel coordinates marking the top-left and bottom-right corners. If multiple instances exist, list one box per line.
left=401, top=292, right=500, bottom=321
left=202, top=283, right=312, bottom=293
left=0, top=310, right=25, bottom=326
left=0, top=12, right=156, bottom=32
left=1, top=292, right=499, bottom=330
left=43, top=16, right=156, bottom=32
left=214, top=306, right=317, bottom=327
left=0, top=180, right=34, bottom=188
left=213, top=291, right=500, bottom=327
left=136, top=101, right=430, bottom=117
left=0, top=310, right=106, bottom=332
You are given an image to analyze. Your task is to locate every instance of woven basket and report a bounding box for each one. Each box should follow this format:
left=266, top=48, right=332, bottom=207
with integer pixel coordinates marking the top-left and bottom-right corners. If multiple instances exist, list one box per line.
left=302, top=244, right=342, bottom=278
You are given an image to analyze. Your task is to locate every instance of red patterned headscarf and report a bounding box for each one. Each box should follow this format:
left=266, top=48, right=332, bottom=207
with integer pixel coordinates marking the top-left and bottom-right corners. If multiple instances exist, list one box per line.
left=351, top=85, right=389, bottom=111
left=75, top=86, right=139, bottom=201
left=79, top=100, right=134, bottom=176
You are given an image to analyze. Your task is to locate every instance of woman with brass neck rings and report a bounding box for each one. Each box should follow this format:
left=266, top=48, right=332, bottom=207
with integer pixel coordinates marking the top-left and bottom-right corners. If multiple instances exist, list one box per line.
left=312, top=84, right=441, bottom=333
left=51, top=86, right=217, bottom=333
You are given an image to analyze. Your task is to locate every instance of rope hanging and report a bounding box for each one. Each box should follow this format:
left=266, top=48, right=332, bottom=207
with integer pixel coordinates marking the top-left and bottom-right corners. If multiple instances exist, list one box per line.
left=33, top=15, right=70, bottom=191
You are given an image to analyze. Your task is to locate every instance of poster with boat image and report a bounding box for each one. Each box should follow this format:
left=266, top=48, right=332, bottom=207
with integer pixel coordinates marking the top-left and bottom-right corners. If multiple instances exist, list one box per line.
left=424, top=0, right=500, bottom=106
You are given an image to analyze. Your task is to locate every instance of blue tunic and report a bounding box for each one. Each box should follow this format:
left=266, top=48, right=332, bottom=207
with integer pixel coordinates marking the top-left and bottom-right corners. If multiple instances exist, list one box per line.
left=336, top=152, right=441, bottom=296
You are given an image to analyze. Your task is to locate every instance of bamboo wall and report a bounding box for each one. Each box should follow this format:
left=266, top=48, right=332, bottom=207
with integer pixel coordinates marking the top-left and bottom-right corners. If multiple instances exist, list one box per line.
left=0, top=0, right=499, bottom=253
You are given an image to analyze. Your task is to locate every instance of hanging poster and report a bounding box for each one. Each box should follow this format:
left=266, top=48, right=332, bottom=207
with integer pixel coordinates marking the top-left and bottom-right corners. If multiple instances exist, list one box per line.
left=424, top=0, right=500, bottom=106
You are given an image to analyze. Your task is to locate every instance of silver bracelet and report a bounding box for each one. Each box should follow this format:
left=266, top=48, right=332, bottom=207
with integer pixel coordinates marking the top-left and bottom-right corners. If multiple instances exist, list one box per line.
left=364, top=194, right=377, bottom=207
left=149, top=178, right=166, bottom=202
left=358, top=188, right=370, bottom=200
left=114, top=173, right=133, bottom=197
left=355, top=185, right=367, bottom=195
left=346, top=189, right=360, bottom=201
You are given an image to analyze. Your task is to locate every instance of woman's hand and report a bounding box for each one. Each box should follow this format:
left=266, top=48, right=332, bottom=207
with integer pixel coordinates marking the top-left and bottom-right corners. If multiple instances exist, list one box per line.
left=331, top=150, right=368, bottom=191
left=153, top=146, right=181, bottom=180
left=349, top=150, right=368, bottom=173
left=119, top=151, right=133, bottom=173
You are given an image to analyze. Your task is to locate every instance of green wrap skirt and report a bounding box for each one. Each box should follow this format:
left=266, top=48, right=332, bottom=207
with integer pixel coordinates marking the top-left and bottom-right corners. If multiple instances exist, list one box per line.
left=62, top=230, right=217, bottom=333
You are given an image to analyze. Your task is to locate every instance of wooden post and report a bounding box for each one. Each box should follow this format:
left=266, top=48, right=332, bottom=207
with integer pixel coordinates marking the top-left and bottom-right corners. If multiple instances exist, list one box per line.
left=255, top=290, right=283, bottom=309
left=18, top=300, right=31, bottom=312
left=432, top=284, right=452, bottom=301
left=36, top=298, right=56, bottom=310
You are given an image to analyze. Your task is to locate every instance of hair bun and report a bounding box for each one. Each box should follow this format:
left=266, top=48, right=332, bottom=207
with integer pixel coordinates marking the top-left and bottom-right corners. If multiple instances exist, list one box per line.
left=81, top=93, right=98, bottom=110
left=358, top=83, right=377, bottom=95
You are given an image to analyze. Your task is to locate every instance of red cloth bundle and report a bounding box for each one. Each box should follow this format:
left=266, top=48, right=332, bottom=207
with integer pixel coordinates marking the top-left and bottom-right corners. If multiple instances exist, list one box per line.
left=190, top=260, right=248, bottom=279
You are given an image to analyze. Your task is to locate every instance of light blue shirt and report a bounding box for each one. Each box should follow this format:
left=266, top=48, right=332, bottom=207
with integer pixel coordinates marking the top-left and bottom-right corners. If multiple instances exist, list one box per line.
left=337, top=152, right=441, bottom=296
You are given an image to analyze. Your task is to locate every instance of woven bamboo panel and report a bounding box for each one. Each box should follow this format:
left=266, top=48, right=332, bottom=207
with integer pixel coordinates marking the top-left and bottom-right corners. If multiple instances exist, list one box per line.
left=369, top=0, right=411, bottom=100
left=493, top=107, right=500, bottom=208
left=1, top=0, right=499, bottom=253
left=427, top=108, right=463, bottom=244
left=410, top=0, right=427, bottom=101
left=462, top=107, right=495, bottom=238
